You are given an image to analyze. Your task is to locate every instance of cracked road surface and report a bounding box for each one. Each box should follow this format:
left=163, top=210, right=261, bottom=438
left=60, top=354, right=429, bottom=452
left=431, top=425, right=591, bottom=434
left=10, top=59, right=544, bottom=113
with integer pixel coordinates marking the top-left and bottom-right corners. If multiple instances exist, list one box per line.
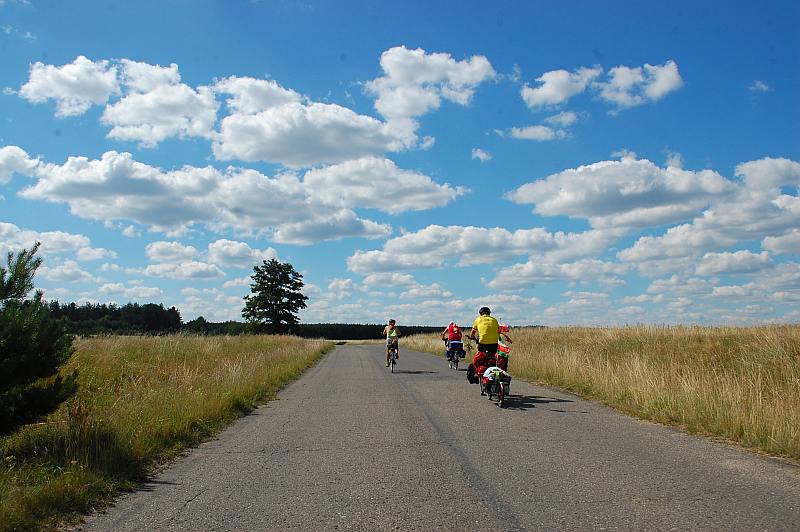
left=80, top=344, right=800, bottom=530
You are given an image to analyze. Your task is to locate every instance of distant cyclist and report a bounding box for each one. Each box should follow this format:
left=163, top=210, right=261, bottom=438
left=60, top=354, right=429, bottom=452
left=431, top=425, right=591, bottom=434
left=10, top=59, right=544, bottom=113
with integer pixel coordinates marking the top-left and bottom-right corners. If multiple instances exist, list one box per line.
left=441, top=321, right=464, bottom=360
left=382, top=319, right=400, bottom=367
left=441, top=321, right=463, bottom=344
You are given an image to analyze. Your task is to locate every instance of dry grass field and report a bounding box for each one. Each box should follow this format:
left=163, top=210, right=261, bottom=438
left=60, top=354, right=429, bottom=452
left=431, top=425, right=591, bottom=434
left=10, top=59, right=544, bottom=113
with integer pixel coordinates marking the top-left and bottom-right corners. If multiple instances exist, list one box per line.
left=0, top=334, right=332, bottom=531
left=406, top=326, right=800, bottom=461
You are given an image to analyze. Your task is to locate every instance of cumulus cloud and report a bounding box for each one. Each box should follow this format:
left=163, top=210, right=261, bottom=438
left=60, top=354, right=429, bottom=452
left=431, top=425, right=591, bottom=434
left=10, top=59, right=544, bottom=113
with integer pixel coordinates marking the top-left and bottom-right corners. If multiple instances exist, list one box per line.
left=100, top=282, right=162, bottom=299
left=39, top=260, right=97, bottom=283
left=521, top=61, right=682, bottom=112
left=0, top=145, right=38, bottom=183
left=361, top=272, right=417, bottom=287
left=346, top=224, right=615, bottom=274
left=763, top=229, right=800, bottom=255
left=696, top=250, right=771, bottom=276
left=272, top=209, right=391, bottom=245
left=471, top=148, right=491, bottom=162
left=748, top=80, right=769, bottom=93
left=543, top=110, right=578, bottom=127
left=509, top=125, right=562, bottom=141
left=213, top=100, right=407, bottom=168
left=596, top=60, right=683, bottom=109
left=141, top=261, right=225, bottom=280
left=101, top=60, right=218, bottom=147
left=145, top=241, right=198, bottom=263
left=365, top=45, right=495, bottom=121
left=488, top=259, right=628, bottom=290
left=0, top=221, right=115, bottom=261
left=508, top=156, right=735, bottom=230
left=521, top=66, right=601, bottom=108
left=206, top=239, right=276, bottom=268
left=19, top=56, right=119, bottom=117
left=213, top=75, right=302, bottom=114
left=18, top=150, right=457, bottom=244
left=399, top=282, right=453, bottom=300
left=616, top=156, right=800, bottom=276
left=302, top=157, right=465, bottom=214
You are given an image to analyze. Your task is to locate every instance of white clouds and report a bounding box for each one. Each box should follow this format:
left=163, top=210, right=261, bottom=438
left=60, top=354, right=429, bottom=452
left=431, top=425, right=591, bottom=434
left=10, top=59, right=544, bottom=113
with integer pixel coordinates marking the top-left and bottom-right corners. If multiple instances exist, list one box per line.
left=100, top=282, right=162, bottom=299
left=20, top=150, right=461, bottom=244
left=471, top=148, right=491, bottom=162
left=102, top=83, right=218, bottom=147
left=735, top=157, right=800, bottom=189
left=0, top=145, right=38, bottom=183
left=206, top=239, right=276, bottom=268
left=102, top=60, right=218, bottom=147
left=521, top=66, right=601, bottom=108
left=748, top=80, right=770, bottom=93
left=141, top=261, right=225, bottom=280
left=361, top=272, right=417, bottom=287
left=763, top=229, right=800, bottom=255
left=615, top=156, right=800, bottom=275
left=366, top=45, right=495, bottom=121
left=212, top=101, right=406, bottom=168
left=272, top=209, right=391, bottom=245
left=509, top=125, right=561, bottom=141
left=214, top=76, right=301, bottom=114
left=488, top=259, right=627, bottom=290
left=696, top=250, right=771, bottom=276
left=508, top=157, right=735, bottom=229
left=19, top=56, right=119, bottom=117
left=39, top=260, right=97, bottom=283
left=0, top=221, right=115, bottom=262
left=302, top=157, right=465, bottom=214
left=544, top=110, right=578, bottom=127
left=521, top=61, right=682, bottom=112
left=222, top=277, right=251, bottom=289
left=346, top=224, right=614, bottom=275
left=145, top=241, right=198, bottom=263
left=596, top=60, right=683, bottom=109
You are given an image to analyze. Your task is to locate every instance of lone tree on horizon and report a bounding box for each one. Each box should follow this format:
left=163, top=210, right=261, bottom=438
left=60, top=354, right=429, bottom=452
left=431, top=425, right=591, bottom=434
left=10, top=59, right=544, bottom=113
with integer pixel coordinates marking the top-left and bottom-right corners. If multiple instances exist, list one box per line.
left=0, top=243, right=77, bottom=435
left=242, top=258, right=308, bottom=334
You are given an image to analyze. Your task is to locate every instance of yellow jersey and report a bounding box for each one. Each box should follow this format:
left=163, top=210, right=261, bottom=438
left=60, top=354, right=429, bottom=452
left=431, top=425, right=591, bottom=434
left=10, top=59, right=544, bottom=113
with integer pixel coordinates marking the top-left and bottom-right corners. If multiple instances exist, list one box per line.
left=473, top=315, right=499, bottom=344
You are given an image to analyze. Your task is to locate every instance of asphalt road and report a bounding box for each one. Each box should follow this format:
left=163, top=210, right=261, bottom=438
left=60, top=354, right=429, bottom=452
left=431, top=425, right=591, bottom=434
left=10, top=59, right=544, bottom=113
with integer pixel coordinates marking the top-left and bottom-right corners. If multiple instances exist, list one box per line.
left=80, top=344, right=800, bottom=531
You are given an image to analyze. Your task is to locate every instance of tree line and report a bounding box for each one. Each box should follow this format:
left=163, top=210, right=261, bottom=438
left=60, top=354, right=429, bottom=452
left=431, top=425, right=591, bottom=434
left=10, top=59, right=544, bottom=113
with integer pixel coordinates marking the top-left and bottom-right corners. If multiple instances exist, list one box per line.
left=47, top=304, right=440, bottom=339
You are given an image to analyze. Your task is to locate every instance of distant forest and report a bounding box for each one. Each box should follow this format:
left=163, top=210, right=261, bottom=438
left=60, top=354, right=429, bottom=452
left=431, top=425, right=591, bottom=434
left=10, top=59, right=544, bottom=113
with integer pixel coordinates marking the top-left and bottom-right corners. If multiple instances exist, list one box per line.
left=47, top=301, right=442, bottom=339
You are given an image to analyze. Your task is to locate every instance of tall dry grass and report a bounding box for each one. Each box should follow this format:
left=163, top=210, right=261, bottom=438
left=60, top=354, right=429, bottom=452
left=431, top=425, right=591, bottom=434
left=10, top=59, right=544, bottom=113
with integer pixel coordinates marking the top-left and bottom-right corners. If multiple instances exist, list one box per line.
left=407, top=326, right=800, bottom=460
left=0, top=334, right=332, bottom=531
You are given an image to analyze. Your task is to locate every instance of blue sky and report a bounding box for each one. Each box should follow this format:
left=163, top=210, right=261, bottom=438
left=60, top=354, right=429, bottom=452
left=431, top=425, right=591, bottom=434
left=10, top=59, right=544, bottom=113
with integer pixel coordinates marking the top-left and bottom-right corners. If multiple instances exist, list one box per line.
left=1, top=0, right=798, bottom=326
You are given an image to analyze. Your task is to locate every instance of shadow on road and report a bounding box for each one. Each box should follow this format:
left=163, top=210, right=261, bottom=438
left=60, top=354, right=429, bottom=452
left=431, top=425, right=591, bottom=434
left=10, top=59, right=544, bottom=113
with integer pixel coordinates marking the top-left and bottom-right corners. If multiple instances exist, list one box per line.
left=135, top=478, right=179, bottom=492
left=394, top=370, right=439, bottom=375
left=505, top=394, right=575, bottom=411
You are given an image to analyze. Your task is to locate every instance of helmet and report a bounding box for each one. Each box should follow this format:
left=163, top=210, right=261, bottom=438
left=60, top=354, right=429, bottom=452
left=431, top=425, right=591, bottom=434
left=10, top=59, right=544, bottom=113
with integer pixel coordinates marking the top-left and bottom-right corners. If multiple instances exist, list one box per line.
left=479, top=306, right=491, bottom=315
left=388, top=319, right=395, bottom=325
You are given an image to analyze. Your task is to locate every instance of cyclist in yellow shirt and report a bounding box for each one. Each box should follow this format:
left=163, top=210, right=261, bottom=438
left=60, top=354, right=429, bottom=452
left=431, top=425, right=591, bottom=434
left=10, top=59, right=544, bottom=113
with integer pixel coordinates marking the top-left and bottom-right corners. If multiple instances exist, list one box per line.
left=469, top=306, right=500, bottom=357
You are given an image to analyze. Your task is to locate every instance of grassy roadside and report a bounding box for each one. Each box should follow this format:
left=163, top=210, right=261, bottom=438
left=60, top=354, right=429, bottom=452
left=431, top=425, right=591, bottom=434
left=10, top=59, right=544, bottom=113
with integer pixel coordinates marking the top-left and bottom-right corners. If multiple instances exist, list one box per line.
left=0, top=334, right=333, bottom=531
left=404, top=326, right=800, bottom=461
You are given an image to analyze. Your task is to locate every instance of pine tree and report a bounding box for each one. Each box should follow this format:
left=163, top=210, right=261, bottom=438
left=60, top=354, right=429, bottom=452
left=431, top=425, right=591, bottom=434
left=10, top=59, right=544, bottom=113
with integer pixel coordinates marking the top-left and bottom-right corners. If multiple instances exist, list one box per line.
left=242, top=259, right=308, bottom=334
left=0, top=243, right=77, bottom=435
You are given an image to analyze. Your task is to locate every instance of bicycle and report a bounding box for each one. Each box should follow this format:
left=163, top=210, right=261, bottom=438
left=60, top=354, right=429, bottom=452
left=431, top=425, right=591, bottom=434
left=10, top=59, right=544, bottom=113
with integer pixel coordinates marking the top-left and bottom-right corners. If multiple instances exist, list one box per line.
left=445, top=339, right=465, bottom=370
left=388, top=341, right=398, bottom=373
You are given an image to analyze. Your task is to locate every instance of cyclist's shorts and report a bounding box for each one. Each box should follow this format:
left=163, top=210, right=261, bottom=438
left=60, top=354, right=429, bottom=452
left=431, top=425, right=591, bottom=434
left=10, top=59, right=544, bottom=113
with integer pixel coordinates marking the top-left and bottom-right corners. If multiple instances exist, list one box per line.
left=478, top=343, right=498, bottom=356
left=387, top=337, right=398, bottom=347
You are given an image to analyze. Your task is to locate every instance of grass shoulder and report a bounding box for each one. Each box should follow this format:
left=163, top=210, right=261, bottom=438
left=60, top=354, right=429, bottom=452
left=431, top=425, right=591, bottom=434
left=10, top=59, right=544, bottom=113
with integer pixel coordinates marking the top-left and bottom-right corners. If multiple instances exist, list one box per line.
left=0, top=334, right=333, bottom=532
left=404, top=326, right=800, bottom=464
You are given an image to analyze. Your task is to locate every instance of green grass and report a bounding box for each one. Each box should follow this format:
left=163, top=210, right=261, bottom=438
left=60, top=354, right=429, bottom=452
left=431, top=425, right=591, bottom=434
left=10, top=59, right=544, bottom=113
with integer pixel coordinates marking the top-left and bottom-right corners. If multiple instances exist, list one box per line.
left=0, top=334, right=332, bottom=531
left=405, top=326, right=800, bottom=461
